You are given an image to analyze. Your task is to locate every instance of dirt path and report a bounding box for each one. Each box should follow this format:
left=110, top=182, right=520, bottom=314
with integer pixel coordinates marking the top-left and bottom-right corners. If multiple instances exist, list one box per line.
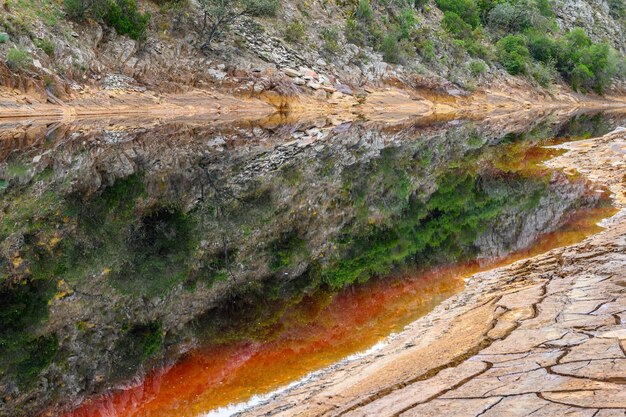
left=240, top=128, right=626, bottom=416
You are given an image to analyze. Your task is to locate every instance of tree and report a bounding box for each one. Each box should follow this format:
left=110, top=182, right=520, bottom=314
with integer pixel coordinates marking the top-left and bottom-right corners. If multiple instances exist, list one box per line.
left=497, top=34, right=530, bottom=75
left=197, top=0, right=279, bottom=50
left=487, top=0, right=548, bottom=36
left=435, top=0, right=481, bottom=28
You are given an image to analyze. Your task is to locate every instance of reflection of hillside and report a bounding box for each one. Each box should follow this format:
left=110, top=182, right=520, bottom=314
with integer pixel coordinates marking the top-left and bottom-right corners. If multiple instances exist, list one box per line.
left=0, top=108, right=619, bottom=417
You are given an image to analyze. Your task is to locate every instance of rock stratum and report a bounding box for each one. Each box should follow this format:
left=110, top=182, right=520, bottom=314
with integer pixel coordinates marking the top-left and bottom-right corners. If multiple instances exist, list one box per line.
left=243, top=128, right=626, bottom=416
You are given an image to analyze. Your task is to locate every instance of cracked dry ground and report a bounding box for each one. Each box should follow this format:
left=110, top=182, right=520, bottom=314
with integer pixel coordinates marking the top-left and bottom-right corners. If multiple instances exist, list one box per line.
left=246, top=129, right=626, bottom=417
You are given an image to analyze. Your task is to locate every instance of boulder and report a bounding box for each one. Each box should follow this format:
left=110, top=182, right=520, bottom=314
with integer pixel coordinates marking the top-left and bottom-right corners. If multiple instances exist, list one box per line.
left=283, top=67, right=301, bottom=78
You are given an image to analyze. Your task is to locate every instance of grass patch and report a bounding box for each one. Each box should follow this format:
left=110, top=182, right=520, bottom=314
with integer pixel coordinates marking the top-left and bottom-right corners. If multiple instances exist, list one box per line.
left=6, top=47, right=32, bottom=71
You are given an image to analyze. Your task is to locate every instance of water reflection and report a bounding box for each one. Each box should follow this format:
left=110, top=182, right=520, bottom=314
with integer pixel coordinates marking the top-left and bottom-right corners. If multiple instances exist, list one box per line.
left=0, top=108, right=623, bottom=417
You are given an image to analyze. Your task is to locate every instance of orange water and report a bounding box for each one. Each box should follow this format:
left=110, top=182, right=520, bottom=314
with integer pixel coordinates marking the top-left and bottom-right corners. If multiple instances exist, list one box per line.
left=62, top=200, right=615, bottom=417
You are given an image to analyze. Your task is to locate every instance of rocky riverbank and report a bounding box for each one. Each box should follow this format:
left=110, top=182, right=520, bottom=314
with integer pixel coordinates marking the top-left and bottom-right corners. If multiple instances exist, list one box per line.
left=241, top=127, right=626, bottom=416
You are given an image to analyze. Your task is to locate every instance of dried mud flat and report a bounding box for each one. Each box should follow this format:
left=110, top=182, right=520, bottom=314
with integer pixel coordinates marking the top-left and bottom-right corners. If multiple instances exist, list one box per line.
left=242, top=128, right=626, bottom=417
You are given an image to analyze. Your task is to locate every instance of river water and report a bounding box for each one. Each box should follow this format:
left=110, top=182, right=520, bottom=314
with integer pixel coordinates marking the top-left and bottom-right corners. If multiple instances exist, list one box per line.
left=1, top=108, right=624, bottom=417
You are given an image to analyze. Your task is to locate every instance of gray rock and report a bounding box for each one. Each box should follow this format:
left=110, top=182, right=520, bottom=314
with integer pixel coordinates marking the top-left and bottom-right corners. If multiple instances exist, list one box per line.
left=283, top=67, right=301, bottom=77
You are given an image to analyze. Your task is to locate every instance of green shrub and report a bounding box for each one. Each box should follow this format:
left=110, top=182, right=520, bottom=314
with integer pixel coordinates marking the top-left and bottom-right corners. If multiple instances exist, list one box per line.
left=487, top=0, right=548, bottom=35
left=465, top=39, right=492, bottom=59
left=246, top=0, right=280, bottom=16
left=442, top=11, right=473, bottom=39
left=529, top=61, right=556, bottom=86
left=0, top=33, right=8, bottom=43
left=64, top=0, right=90, bottom=20
left=346, top=0, right=384, bottom=48
left=284, top=21, right=306, bottom=44
left=435, top=0, right=480, bottom=28
left=66, top=0, right=150, bottom=40
left=608, top=0, right=625, bottom=18
left=536, top=0, right=553, bottom=17
left=380, top=34, right=402, bottom=63
left=526, top=31, right=557, bottom=63
left=469, top=59, right=487, bottom=75
left=420, top=39, right=436, bottom=61
left=553, top=29, right=620, bottom=93
left=442, top=12, right=491, bottom=59
left=35, top=39, right=55, bottom=57
left=345, top=17, right=366, bottom=46
left=397, top=7, right=417, bottom=40
left=321, top=27, right=342, bottom=55
left=101, top=0, right=151, bottom=41
left=355, top=0, right=374, bottom=22
left=496, top=34, right=530, bottom=75
left=570, top=63, right=594, bottom=91
left=6, top=47, right=32, bottom=71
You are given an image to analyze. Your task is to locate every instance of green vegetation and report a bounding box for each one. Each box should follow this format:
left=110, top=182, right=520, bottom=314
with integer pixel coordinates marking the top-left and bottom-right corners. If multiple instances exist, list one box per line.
left=111, top=321, right=162, bottom=380
left=196, top=0, right=279, bottom=48
left=0, top=279, right=57, bottom=388
left=608, top=0, right=625, bottom=19
left=469, top=59, right=487, bottom=75
left=321, top=27, right=342, bottom=55
left=380, top=34, right=402, bottom=64
left=497, top=34, right=530, bottom=75
left=65, top=0, right=150, bottom=40
left=431, top=0, right=624, bottom=91
left=6, top=47, right=32, bottom=71
left=284, top=20, right=306, bottom=44
left=436, top=0, right=480, bottom=28
left=35, top=38, right=55, bottom=56
left=0, top=32, right=9, bottom=43
left=101, top=0, right=150, bottom=40
left=319, top=141, right=552, bottom=288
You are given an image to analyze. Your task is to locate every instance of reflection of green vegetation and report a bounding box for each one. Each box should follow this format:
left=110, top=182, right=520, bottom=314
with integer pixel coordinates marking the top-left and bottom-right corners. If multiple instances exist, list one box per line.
left=6, top=161, right=30, bottom=177
left=60, top=175, right=197, bottom=297
left=281, top=164, right=303, bottom=187
left=0, top=280, right=57, bottom=388
left=322, top=171, right=545, bottom=288
left=345, top=147, right=413, bottom=225
left=15, top=334, right=58, bottom=387
left=269, top=231, right=307, bottom=271
left=558, top=113, right=615, bottom=141
left=111, top=321, right=162, bottom=380
left=0, top=190, right=61, bottom=253
left=0, top=113, right=607, bottom=394
left=194, top=267, right=325, bottom=344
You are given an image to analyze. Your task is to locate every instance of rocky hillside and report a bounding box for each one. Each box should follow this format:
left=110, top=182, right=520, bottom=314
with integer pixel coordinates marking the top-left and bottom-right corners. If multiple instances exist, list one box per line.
left=0, top=0, right=625, bottom=103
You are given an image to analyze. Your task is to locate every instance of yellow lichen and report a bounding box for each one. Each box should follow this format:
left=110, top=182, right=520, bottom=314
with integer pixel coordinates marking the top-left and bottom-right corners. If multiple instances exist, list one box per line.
left=11, top=256, right=23, bottom=268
